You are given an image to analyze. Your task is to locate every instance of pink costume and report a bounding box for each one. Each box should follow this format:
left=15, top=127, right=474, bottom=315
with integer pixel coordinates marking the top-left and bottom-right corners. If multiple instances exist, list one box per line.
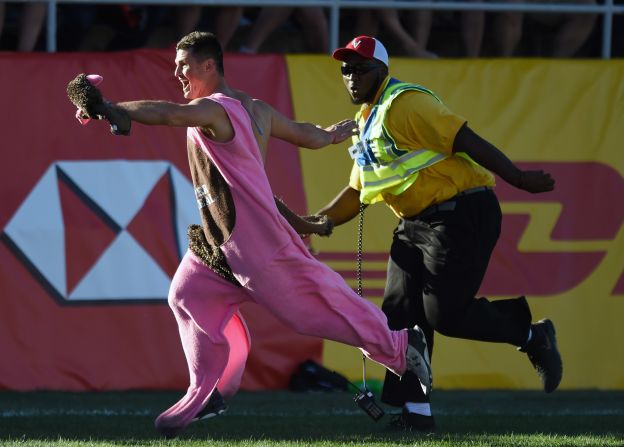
left=155, top=94, right=408, bottom=435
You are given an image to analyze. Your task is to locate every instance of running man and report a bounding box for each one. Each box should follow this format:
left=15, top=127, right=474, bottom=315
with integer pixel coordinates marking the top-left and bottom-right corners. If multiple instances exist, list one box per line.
left=69, top=31, right=432, bottom=438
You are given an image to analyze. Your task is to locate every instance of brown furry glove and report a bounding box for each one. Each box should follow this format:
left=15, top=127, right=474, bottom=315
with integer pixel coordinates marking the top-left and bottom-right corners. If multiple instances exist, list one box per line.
left=66, top=73, right=132, bottom=136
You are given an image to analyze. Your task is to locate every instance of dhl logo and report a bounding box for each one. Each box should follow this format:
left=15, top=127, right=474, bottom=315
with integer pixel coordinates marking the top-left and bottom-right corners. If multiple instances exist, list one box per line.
left=316, top=162, right=624, bottom=299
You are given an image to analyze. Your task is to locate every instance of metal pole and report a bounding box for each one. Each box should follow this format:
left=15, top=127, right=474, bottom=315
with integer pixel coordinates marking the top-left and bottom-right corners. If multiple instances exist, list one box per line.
left=601, top=0, right=613, bottom=59
left=329, top=0, right=340, bottom=53
left=46, top=0, right=57, bottom=53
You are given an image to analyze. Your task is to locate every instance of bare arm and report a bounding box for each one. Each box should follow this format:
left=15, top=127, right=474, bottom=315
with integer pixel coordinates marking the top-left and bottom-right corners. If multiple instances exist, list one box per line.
left=316, top=186, right=363, bottom=227
left=268, top=104, right=358, bottom=149
left=453, top=124, right=555, bottom=193
left=275, top=197, right=333, bottom=236
left=115, top=98, right=233, bottom=141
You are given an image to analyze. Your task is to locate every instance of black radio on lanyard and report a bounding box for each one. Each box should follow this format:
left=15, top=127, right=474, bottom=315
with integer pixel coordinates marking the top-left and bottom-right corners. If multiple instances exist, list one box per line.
left=351, top=202, right=385, bottom=422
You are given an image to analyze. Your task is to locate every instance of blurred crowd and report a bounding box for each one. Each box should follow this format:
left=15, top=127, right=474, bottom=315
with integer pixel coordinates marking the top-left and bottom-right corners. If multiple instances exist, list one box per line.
left=0, top=2, right=620, bottom=57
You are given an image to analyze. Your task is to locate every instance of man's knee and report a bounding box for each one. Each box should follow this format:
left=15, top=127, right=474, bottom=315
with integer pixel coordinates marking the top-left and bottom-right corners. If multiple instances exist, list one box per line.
left=422, top=297, right=465, bottom=337
left=425, top=310, right=461, bottom=336
left=167, top=280, right=184, bottom=310
left=167, top=268, right=197, bottom=310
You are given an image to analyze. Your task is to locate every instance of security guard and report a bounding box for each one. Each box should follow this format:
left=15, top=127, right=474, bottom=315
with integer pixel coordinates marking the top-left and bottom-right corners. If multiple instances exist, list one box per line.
left=318, top=35, right=563, bottom=430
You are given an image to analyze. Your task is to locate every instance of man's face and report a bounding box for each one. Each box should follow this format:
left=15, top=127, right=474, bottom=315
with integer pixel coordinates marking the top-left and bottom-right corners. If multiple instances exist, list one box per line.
left=340, top=54, right=386, bottom=105
left=174, top=49, right=210, bottom=100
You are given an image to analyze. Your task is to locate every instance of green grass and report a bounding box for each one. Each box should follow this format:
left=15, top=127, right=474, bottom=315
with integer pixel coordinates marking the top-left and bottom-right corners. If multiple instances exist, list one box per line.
left=1, top=390, right=623, bottom=446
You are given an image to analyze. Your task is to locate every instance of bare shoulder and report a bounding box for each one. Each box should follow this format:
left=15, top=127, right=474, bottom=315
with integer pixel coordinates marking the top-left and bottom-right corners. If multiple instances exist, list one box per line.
left=237, top=96, right=270, bottom=129
left=229, top=89, right=252, bottom=107
left=228, top=89, right=270, bottom=116
left=184, top=97, right=233, bottom=138
left=188, top=96, right=221, bottom=109
left=188, top=97, right=229, bottom=119
left=249, top=98, right=272, bottom=120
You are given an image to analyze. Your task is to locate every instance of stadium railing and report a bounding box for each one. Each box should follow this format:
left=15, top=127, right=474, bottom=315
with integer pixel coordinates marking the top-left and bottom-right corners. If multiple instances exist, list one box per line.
left=12, top=0, right=624, bottom=58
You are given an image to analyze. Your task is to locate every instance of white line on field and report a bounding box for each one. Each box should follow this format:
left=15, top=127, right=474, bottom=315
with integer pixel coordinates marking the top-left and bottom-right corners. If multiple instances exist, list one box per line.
left=2, top=408, right=624, bottom=418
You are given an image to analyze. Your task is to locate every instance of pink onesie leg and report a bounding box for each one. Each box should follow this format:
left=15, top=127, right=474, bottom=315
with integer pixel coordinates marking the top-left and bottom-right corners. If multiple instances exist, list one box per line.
left=245, top=242, right=407, bottom=375
left=155, top=250, right=251, bottom=437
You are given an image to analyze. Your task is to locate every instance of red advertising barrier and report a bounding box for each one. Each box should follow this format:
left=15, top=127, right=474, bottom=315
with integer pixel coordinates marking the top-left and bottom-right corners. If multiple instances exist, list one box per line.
left=0, top=50, right=321, bottom=391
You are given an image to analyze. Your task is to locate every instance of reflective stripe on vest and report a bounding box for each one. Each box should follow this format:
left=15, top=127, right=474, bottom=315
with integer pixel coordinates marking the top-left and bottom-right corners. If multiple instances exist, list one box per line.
left=354, top=78, right=448, bottom=204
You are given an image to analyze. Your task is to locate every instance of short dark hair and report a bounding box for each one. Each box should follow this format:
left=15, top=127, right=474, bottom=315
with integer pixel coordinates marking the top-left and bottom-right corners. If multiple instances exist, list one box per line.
left=176, top=31, right=225, bottom=76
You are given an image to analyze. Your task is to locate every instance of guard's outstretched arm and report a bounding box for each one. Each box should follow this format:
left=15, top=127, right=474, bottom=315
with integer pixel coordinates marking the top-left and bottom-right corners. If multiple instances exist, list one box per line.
left=453, top=123, right=555, bottom=193
left=317, top=186, right=363, bottom=228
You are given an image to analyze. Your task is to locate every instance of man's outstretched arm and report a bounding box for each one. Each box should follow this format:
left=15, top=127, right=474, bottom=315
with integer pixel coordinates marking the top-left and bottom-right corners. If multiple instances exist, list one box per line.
left=67, top=74, right=228, bottom=137
left=268, top=104, right=359, bottom=149
left=116, top=98, right=227, bottom=129
left=78, top=97, right=231, bottom=139
left=275, top=197, right=333, bottom=236
left=453, top=124, right=555, bottom=193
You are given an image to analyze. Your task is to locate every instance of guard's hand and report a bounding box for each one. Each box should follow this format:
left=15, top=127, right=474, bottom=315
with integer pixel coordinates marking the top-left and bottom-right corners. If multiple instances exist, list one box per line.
left=517, top=170, right=555, bottom=193
left=301, top=214, right=334, bottom=237
left=325, top=119, right=359, bottom=144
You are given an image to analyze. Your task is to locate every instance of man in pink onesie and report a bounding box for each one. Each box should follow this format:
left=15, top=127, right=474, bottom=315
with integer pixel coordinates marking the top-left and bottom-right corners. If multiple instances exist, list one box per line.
left=72, top=31, right=432, bottom=438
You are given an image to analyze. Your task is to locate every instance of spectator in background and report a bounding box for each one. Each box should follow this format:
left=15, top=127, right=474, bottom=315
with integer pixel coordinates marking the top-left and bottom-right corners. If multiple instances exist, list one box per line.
left=354, top=8, right=437, bottom=58
left=410, top=0, right=485, bottom=57
left=0, top=2, right=46, bottom=51
left=238, top=7, right=328, bottom=53
left=74, top=5, right=149, bottom=51
left=54, top=4, right=98, bottom=51
left=173, top=6, right=244, bottom=50
left=493, top=0, right=597, bottom=57
left=141, top=6, right=245, bottom=50
left=354, top=0, right=484, bottom=58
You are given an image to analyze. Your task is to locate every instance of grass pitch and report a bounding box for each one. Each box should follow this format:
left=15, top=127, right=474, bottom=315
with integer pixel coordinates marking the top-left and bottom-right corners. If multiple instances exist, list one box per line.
left=1, top=390, right=623, bottom=446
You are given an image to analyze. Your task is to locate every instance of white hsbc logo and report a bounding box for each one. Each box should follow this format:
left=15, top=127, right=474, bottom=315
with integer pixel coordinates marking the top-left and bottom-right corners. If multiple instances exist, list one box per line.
left=2, top=161, right=197, bottom=303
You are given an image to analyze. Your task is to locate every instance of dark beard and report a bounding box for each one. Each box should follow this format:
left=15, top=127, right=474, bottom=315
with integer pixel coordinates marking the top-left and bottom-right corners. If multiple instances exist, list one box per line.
left=350, top=96, right=363, bottom=105
left=352, top=72, right=384, bottom=105
left=350, top=84, right=376, bottom=105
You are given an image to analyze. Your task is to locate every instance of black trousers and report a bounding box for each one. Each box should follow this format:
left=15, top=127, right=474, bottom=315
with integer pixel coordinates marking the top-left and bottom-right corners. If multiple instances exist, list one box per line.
left=381, top=188, right=532, bottom=407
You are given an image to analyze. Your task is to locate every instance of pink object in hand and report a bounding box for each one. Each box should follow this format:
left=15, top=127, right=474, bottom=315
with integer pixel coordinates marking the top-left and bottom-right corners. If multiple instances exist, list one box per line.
left=86, top=74, right=103, bottom=85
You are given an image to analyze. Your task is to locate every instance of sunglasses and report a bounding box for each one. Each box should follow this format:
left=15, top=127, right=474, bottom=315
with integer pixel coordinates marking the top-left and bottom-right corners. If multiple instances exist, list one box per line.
left=340, top=63, right=380, bottom=77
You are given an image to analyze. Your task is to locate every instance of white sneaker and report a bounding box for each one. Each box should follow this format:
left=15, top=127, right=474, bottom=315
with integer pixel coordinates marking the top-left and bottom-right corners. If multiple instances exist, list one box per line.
left=405, top=326, right=432, bottom=395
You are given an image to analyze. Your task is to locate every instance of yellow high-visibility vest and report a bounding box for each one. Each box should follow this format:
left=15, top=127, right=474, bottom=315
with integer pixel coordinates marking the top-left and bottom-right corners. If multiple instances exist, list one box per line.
left=352, top=78, right=474, bottom=204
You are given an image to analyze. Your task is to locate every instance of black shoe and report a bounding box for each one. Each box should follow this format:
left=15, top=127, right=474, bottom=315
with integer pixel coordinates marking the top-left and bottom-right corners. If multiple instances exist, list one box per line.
left=192, top=389, right=228, bottom=422
left=389, top=408, right=435, bottom=432
left=405, top=326, right=432, bottom=395
left=519, top=319, right=563, bottom=393
left=156, top=390, right=227, bottom=439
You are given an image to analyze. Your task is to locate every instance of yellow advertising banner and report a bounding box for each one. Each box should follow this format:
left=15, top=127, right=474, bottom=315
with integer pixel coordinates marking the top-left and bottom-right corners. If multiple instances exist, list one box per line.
left=287, top=56, right=624, bottom=390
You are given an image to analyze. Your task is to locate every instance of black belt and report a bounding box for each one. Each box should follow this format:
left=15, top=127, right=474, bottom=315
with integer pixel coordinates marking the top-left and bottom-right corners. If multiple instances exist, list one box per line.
left=405, top=186, right=492, bottom=220
left=457, top=185, right=491, bottom=196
